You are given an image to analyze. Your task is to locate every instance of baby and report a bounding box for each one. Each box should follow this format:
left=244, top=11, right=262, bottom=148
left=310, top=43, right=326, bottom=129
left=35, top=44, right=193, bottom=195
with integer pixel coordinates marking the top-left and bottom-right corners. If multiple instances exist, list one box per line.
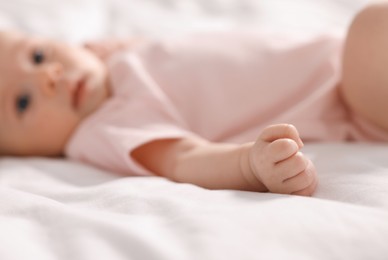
left=0, top=3, right=386, bottom=196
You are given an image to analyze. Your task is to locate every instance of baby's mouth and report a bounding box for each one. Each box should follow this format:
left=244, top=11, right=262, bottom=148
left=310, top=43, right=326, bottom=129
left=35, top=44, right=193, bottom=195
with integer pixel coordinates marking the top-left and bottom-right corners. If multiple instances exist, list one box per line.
left=72, top=76, right=87, bottom=110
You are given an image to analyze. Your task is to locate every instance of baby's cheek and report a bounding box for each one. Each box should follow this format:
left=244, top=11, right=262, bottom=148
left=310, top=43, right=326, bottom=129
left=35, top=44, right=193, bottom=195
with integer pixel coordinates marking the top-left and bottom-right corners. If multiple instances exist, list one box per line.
left=34, top=109, right=80, bottom=154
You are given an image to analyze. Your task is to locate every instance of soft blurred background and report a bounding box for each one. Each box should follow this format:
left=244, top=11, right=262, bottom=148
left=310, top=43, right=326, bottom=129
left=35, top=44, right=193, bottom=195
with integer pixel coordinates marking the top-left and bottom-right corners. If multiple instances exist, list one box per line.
left=0, top=0, right=370, bottom=43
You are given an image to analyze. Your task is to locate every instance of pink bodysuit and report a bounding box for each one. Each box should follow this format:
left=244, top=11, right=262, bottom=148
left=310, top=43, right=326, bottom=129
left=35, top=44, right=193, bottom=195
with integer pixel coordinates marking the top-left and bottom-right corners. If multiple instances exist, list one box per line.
left=65, top=32, right=388, bottom=176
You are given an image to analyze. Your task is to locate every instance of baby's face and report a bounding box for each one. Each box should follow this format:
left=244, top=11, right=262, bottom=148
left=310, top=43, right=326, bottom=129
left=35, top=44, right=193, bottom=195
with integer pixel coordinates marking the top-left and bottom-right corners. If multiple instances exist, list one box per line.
left=0, top=31, right=110, bottom=156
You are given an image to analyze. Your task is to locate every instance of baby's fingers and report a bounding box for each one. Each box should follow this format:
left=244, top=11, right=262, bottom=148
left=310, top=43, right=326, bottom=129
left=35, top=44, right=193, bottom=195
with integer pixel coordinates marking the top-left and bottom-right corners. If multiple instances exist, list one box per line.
left=292, top=175, right=318, bottom=196
left=274, top=151, right=308, bottom=180
left=282, top=159, right=316, bottom=194
left=266, top=138, right=299, bottom=163
left=259, top=124, right=303, bottom=148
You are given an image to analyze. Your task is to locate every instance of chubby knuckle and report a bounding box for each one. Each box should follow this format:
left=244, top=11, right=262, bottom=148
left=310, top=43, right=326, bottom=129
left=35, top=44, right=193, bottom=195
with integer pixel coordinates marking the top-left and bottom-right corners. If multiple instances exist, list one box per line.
left=293, top=152, right=308, bottom=169
left=305, top=161, right=317, bottom=180
left=278, top=139, right=294, bottom=150
left=258, top=126, right=274, bottom=141
left=266, top=140, right=280, bottom=154
left=260, top=123, right=293, bottom=138
left=306, top=159, right=317, bottom=174
left=267, top=171, right=286, bottom=187
left=282, top=124, right=298, bottom=137
left=298, top=171, right=313, bottom=187
left=269, top=139, right=296, bottom=155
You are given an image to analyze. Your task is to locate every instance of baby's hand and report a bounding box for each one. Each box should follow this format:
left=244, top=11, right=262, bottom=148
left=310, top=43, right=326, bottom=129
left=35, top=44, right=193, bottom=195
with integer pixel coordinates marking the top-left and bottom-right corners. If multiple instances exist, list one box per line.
left=84, top=38, right=143, bottom=61
left=247, top=124, right=317, bottom=196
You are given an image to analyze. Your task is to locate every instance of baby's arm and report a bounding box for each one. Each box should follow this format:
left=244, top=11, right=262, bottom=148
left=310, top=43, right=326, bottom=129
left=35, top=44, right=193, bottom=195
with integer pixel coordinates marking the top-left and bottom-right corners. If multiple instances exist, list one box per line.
left=84, top=38, right=143, bottom=60
left=132, top=124, right=317, bottom=196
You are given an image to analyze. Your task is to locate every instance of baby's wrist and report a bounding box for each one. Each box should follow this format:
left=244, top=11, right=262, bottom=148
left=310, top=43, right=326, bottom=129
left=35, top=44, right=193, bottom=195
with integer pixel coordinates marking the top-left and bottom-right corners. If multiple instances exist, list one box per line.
left=238, top=143, right=268, bottom=191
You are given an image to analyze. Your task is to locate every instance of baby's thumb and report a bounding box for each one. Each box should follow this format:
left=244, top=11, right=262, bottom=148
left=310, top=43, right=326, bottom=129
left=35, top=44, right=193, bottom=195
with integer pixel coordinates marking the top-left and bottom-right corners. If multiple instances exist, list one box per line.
left=259, top=124, right=304, bottom=148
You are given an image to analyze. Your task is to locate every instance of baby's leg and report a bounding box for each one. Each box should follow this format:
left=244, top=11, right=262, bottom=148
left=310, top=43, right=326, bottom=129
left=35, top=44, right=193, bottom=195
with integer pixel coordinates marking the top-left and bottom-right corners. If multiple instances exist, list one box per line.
left=245, top=124, right=318, bottom=196
left=341, top=2, right=388, bottom=132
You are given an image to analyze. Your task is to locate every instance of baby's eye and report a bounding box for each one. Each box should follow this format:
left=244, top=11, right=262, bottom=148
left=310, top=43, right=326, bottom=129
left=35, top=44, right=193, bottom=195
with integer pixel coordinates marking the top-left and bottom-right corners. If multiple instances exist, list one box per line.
left=15, top=94, right=31, bottom=114
left=32, top=49, right=45, bottom=65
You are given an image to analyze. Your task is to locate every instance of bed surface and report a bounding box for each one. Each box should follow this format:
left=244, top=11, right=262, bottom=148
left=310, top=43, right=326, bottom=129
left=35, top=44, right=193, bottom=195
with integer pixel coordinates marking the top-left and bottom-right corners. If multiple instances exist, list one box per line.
left=2, top=1, right=387, bottom=260
left=1, top=144, right=388, bottom=259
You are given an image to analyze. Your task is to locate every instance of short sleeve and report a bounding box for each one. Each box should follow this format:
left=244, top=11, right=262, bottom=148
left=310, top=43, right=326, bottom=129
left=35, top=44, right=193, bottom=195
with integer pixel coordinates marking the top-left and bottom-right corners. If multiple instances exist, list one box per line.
left=65, top=53, right=200, bottom=176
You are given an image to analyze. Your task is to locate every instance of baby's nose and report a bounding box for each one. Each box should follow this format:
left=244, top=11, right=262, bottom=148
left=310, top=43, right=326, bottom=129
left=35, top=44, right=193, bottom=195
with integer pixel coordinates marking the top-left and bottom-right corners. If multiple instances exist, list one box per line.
left=38, top=63, right=63, bottom=96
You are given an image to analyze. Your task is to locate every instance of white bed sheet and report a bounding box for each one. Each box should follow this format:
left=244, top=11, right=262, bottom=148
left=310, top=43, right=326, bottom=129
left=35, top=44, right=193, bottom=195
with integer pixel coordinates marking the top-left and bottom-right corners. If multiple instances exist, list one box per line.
left=2, top=0, right=388, bottom=259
